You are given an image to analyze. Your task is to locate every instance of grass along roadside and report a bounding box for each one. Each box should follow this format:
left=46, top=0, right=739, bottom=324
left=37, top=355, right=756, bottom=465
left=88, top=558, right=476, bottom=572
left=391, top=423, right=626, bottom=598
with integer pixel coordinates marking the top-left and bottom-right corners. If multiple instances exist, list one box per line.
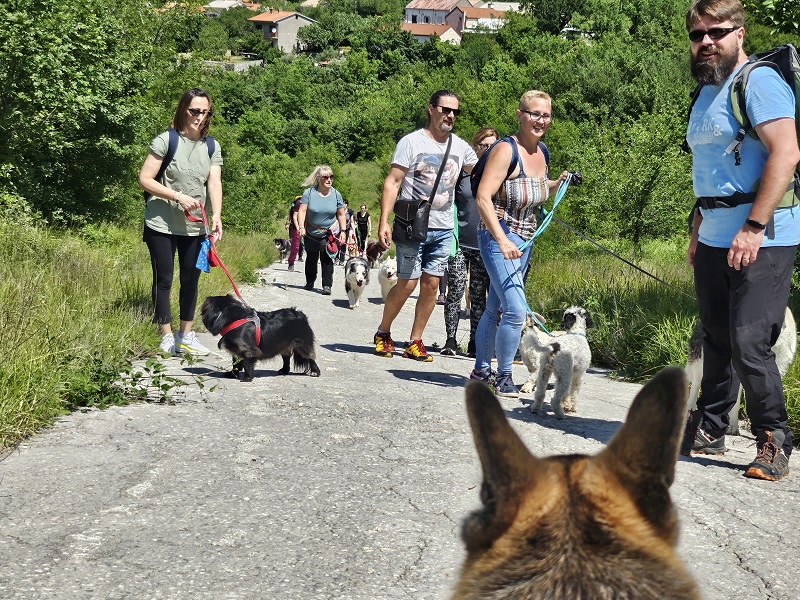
left=0, top=220, right=275, bottom=448
left=527, top=232, right=800, bottom=436
left=1, top=221, right=797, bottom=447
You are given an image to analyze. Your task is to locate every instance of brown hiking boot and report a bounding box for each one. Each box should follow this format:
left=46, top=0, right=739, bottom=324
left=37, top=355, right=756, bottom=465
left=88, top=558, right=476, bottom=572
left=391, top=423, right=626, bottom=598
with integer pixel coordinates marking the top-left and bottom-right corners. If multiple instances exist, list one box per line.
left=745, top=430, right=790, bottom=481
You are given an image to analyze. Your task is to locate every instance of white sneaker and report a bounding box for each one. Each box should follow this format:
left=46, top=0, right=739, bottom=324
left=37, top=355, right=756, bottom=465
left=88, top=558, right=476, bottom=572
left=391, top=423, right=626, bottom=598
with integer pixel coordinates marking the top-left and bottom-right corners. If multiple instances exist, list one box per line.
left=176, top=331, right=210, bottom=356
left=159, top=333, right=175, bottom=354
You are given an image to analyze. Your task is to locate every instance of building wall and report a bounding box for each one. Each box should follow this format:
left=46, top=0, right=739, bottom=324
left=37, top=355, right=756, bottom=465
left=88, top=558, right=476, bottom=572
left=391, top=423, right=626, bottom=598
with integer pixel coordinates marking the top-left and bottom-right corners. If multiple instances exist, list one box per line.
left=406, top=9, right=448, bottom=24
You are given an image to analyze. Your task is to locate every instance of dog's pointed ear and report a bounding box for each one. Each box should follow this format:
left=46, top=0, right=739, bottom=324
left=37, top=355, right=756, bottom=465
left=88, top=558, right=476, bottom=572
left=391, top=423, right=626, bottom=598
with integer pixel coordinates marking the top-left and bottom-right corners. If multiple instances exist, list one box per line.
left=462, top=381, right=542, bottom=552
left=595, top=367, right=687, bottom=536
left=583, top=309, right=594, bottom=329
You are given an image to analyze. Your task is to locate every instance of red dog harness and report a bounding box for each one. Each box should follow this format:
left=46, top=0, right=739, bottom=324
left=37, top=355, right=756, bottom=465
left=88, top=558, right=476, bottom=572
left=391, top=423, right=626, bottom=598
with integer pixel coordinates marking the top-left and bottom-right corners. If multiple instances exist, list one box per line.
left=218, top=313, right=262, bottom=345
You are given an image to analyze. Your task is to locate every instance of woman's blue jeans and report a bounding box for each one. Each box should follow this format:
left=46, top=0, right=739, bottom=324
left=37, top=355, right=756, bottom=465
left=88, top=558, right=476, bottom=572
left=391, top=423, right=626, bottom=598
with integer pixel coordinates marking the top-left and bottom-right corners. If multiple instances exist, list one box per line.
left=474, top=229, right=533, bottom=376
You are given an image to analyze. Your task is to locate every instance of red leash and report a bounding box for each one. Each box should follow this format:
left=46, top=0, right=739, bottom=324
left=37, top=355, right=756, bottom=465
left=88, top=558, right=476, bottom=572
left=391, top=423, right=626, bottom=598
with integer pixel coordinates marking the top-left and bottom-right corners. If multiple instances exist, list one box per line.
left=185, top=206, right=243, bottom=300
left=185, top=206, right=261, bottom=343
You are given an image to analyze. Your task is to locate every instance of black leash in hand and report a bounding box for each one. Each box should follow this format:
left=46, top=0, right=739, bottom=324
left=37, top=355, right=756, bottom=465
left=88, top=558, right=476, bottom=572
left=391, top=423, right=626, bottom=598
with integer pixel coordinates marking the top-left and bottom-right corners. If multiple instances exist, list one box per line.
left=553, top=217, right=695, bottom=300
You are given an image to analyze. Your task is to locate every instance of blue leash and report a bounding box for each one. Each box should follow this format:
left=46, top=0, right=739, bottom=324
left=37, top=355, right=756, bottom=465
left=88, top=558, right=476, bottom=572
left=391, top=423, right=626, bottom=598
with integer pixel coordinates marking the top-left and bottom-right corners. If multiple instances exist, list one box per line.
left=499, top=175, right=573, bottom=334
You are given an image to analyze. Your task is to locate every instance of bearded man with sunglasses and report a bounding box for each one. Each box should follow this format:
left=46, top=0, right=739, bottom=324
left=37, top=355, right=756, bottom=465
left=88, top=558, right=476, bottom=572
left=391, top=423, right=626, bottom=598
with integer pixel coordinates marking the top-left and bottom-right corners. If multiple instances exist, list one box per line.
left=682, top=0, right=800, bottom=480
left=373, top=90, right=478, bottom=361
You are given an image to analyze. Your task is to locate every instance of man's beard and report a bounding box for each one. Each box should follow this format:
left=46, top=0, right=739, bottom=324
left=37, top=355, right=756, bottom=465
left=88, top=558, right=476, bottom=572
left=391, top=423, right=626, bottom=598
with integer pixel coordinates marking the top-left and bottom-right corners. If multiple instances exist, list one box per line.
left=691, top=45, right=739, bottom=85
left=438, top=121, right=454, bottom=133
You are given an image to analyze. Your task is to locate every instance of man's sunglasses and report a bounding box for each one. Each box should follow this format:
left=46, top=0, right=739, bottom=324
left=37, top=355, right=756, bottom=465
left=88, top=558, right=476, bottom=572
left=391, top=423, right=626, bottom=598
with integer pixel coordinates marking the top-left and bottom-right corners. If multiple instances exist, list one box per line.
left=435, top=105, right=461, bottom=117
left=688, top=26, right=739, bottom=43
left=187, top=108, right=213, bottom=117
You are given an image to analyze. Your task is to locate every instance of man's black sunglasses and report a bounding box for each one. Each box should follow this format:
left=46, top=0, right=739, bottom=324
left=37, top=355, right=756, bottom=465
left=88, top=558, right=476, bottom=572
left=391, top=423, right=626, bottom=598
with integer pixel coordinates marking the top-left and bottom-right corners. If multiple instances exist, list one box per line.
left=688, top=26, right=739, bottom=43
left=435, top=105, right=461, bottom=116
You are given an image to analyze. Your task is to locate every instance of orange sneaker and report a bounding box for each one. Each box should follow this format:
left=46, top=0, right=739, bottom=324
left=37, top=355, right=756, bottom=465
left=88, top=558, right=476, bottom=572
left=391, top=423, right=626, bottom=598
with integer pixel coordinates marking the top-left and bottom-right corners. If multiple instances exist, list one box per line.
left=403, top=339, right=433, bottom=362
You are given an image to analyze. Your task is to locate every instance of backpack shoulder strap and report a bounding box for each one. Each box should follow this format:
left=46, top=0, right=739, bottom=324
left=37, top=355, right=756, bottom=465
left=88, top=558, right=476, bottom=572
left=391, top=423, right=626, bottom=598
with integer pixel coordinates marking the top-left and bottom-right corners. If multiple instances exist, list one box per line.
left=144, top=128, right=179, bottom=202
left=682, top=84, right=703, bottom=153
left=538, top=141, right=550, bottom=176
left=503, top=136, right=520, bottom=179
left=205, top=135, right=216, bottom=159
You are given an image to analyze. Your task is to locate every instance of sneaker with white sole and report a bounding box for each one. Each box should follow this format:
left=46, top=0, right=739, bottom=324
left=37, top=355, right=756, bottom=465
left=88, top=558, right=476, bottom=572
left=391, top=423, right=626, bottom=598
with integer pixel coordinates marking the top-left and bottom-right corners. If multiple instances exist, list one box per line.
left=159, top=333, right=175, bottom=355
left=493, top=373, right=520, bottom=398
left=176, top=331, right=210, bottom=356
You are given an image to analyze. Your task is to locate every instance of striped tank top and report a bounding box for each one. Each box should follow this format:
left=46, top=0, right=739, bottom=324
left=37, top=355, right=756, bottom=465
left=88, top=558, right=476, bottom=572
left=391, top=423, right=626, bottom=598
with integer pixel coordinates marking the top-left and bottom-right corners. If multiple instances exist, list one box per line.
left=479, top=138, right=549, bottom=241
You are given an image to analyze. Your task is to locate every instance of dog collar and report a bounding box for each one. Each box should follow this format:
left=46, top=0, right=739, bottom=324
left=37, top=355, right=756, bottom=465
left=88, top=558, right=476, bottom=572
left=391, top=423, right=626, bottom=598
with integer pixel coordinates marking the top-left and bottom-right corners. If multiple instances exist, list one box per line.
left=219, top=314, right=261, bottom=345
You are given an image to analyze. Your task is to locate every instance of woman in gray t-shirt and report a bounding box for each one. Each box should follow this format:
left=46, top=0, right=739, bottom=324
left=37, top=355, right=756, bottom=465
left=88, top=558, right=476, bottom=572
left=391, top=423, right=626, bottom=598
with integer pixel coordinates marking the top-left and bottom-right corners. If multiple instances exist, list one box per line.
left=138, top=88, right=224, bottom=357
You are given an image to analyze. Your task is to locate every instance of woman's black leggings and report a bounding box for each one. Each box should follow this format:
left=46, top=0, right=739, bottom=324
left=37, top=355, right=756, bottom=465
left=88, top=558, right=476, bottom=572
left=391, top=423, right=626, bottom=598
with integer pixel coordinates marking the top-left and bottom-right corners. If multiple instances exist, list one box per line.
left=143, top=225, right=203, bottom=325
left=304, top=234, right=334, bottom=288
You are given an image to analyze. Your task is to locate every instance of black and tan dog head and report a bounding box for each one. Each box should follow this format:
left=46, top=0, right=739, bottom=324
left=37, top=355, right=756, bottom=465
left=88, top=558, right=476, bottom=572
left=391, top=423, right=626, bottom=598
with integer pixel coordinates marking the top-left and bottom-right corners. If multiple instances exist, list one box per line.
left=453, top=367, right=699, bottom=600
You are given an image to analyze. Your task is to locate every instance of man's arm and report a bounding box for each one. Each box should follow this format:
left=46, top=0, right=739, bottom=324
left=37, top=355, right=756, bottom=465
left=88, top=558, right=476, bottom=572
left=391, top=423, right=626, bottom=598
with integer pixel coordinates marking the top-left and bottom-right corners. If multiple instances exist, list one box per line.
left=378, top=165, right=407, bottom=248
left=727, top=117, right=800, bottom=270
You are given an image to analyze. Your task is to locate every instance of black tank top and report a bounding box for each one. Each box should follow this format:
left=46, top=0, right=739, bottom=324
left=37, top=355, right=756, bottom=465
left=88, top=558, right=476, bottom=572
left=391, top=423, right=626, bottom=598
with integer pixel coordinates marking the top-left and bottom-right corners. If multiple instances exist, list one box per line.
left=357, top=212, right=369, bottom=228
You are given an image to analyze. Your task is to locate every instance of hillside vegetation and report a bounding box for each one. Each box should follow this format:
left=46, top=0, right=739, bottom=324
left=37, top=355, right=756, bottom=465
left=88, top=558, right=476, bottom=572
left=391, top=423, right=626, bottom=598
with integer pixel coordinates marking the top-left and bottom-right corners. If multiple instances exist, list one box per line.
left=1, top=0, right=799, bottom=446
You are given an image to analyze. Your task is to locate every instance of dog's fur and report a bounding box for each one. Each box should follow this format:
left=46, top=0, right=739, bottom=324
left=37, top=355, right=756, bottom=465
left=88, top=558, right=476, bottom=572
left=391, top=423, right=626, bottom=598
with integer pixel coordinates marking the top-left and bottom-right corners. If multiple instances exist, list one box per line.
left=201, top=295, right=320, bottom=382
left=274, top=238, right=291, bottom=263
left=686, top=306, right=797, bottom=434
left=453, top=368, right=700, bottom=600
left=377, top=256, right=398, bottom=301
left=521, top=306, right=593, bottom=418
left=365, top=239, right=387, bottom=269
left=344, top=256, right=370, bottom=308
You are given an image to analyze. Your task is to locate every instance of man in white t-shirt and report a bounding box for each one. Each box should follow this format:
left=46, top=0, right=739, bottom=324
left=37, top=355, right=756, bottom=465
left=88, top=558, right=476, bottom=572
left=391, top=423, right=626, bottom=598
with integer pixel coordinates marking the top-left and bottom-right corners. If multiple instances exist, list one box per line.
left=373, top=90, right=478, bottom=361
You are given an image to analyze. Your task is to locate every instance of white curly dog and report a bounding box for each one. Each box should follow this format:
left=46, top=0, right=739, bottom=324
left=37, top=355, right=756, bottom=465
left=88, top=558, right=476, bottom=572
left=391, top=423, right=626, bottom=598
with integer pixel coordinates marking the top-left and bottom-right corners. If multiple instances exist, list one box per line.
left=519, top=306, right=593, bottom=419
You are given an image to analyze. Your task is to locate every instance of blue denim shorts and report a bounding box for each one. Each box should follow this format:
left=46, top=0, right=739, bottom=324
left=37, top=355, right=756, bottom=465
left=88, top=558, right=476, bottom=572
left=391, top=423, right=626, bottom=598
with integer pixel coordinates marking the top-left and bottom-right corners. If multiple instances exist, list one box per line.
left=395, top=229, right=452, bottom=279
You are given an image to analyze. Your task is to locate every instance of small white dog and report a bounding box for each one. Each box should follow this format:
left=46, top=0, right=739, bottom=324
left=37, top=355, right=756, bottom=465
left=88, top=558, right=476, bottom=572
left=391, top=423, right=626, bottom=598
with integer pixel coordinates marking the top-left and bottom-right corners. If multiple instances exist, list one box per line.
left=344, top=256, right=370, bottom=309
left=686, top=306, right=796, bottom=435
left=521, top=306, right=593, bottom=419
left=378, top=256, right=398, bottom=301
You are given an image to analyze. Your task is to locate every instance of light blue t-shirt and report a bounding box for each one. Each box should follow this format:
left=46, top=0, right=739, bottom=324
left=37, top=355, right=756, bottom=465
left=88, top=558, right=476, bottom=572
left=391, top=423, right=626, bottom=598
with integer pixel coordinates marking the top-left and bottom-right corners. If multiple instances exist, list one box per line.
left=687, top=64, right=798, bottom=247
left=301, top=186, right=344, bottom=237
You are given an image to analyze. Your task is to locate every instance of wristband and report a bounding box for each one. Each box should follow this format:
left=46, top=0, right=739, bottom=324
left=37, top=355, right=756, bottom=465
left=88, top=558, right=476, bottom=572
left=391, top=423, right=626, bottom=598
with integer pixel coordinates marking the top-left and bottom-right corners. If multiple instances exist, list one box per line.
left=745, top=218, right=766, bottom=231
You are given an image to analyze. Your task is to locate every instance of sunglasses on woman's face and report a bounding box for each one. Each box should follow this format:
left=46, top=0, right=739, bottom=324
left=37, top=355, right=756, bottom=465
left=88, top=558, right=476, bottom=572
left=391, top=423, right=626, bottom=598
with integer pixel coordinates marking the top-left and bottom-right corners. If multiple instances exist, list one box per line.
left=320, top=175, right=334, bottom=180
left=187, top=108, right=212, bottom=117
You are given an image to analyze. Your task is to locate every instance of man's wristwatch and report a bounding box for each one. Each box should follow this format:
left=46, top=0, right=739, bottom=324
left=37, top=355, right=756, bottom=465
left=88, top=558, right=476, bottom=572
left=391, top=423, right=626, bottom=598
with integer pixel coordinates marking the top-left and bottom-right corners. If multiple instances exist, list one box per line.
left=745, top=218, right=766, bottom=230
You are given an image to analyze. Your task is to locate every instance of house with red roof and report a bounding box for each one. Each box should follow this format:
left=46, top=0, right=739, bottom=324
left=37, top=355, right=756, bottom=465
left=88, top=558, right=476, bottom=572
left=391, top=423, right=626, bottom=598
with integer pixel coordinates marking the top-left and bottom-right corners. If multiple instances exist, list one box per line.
left=248, top=9, right=317, bottom=53
left=445, top=4, right=507, bottom=34
left=400, top=22, right=462, bottom=44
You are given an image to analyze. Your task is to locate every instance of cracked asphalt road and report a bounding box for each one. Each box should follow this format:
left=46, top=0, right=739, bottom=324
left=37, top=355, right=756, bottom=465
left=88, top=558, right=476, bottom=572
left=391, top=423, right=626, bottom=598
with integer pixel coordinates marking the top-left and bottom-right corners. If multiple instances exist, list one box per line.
left=1, top=262, right=798, bottom=599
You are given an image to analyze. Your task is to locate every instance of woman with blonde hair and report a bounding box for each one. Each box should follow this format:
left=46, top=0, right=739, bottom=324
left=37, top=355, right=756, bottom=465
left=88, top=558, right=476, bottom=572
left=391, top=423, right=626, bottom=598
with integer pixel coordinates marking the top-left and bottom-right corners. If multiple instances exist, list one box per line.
left=470, top=91, right=569, bottom=397
left=297, top=165, right=347, bottom=294
left=139, top=88, right=223, bottom=356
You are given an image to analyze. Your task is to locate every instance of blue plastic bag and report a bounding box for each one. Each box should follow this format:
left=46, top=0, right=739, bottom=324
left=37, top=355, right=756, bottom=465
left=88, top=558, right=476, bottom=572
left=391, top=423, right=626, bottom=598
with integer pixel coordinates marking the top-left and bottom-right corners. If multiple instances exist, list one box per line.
left=196, top=237, right=211, bottom=272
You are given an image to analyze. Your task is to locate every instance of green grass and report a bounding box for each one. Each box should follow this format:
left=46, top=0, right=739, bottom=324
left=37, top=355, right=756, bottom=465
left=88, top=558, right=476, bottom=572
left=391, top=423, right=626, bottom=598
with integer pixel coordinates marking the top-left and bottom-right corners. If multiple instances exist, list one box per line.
left=0, top=219, right=276, bottom=447
left=528, top=230, right=800, bottom=435
left=2, top=218, right=798, bottom=447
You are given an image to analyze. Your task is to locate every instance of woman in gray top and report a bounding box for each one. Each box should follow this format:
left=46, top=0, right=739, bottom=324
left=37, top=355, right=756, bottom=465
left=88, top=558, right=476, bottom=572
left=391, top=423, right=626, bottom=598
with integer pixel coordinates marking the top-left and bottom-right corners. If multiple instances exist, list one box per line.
left=139, top=88, right=223, bottom=356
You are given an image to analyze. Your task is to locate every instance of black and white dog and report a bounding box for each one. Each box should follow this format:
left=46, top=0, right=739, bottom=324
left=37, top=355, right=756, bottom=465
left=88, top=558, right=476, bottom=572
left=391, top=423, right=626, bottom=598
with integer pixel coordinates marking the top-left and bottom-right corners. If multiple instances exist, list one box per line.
left=274, top=238, right=291, bottom=263
left=201, top=294, right=320, bottom=382
left=344, top=256, right=370, bottom=309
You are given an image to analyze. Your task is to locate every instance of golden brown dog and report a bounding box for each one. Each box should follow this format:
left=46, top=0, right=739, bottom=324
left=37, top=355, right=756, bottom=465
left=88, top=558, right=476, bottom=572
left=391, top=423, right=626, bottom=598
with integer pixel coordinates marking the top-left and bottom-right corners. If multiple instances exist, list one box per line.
left=453, top=367, right=699, bottom=600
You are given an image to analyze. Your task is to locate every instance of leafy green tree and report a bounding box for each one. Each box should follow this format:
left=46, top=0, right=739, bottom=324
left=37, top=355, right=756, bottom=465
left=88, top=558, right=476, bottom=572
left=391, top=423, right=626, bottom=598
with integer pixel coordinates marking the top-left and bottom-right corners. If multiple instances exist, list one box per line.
left=196, top=18, right=230, bottom=60
left=519, top=0, right=582, bottom=34
left=745, top=0, right=800, bottom=35
left=0, top=0, right=174, bottom=222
